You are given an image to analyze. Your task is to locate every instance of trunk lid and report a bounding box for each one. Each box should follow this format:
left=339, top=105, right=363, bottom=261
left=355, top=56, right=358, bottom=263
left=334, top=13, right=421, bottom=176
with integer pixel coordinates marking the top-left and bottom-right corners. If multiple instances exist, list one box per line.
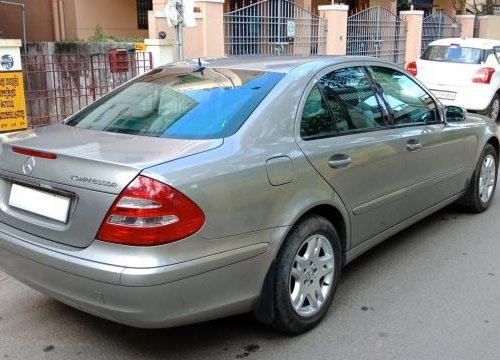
left=0, top=125, right=222, bottom=248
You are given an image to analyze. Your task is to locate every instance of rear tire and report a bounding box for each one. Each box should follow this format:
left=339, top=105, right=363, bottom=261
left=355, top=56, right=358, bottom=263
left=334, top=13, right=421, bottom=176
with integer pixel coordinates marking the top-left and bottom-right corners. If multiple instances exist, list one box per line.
left=271, top=215, right=341, bottom=334
left=459, top=143, right=497, bottom=213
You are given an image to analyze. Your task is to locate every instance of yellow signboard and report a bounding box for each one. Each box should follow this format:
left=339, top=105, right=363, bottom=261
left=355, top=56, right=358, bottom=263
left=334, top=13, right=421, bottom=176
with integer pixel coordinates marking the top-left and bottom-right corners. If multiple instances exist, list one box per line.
left=0, top=71, right=28, bottom=133
left=135, top=43, right=147, bottom=52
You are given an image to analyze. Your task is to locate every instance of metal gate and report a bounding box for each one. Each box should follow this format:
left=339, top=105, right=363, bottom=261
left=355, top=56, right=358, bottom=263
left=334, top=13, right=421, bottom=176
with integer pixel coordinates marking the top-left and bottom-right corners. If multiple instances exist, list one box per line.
left=346, top=7, right=407, bottom=66
left=224, top=0, right=327, bottom=56
left=421, top=11, right=461, bottom=54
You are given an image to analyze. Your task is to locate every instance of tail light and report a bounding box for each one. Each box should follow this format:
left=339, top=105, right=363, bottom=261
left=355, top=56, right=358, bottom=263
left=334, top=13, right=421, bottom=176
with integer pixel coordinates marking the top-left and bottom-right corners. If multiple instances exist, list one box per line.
left=97, top=176, right=204, bottom=246
left=472, top=67, right=495, bottom=84
left=406, top=61, right=417, bottom=76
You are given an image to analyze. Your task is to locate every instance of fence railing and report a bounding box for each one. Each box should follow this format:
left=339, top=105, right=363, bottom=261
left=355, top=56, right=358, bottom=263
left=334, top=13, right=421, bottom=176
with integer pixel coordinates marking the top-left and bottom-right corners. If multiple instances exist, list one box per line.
left=421, top=11, right=461, bottom=54
left=224, top=0, right=327, bottom=56
left=22, top=51, right=153, bottom=127
left=346, top=7, right=407, bottom=66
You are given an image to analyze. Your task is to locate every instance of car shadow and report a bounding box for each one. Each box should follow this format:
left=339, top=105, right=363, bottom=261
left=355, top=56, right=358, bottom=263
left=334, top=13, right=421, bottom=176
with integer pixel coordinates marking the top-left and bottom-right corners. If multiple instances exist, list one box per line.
left=342, top=203, right=468, bottom=273
left=35, top=202, right=489, bottom=358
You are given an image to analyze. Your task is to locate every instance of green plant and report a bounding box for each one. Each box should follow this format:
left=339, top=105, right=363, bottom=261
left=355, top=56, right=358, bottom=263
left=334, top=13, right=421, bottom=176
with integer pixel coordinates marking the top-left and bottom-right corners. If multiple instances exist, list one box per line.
left=87, top=25, right=145, bottom=43
left=89, top=25, right=107, bottom=42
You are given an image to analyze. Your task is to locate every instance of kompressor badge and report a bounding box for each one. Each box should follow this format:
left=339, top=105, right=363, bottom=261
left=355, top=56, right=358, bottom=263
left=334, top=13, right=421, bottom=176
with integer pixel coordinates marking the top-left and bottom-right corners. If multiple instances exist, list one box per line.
left=71, top=175, right=117, bottom=188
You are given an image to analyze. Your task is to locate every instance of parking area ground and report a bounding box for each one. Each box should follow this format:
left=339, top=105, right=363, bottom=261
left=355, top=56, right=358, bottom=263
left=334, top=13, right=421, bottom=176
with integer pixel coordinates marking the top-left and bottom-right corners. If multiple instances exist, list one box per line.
left=1, top=199, right=499, bottom=360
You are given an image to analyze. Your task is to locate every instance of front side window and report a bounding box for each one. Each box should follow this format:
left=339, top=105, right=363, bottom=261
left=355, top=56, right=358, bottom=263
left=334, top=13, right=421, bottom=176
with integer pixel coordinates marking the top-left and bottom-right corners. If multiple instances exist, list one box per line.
left=369, top=66, right=439, bottom=126
left=318, top=67, right=388, bottom=134
left=66, top=67, right=284, bottom=139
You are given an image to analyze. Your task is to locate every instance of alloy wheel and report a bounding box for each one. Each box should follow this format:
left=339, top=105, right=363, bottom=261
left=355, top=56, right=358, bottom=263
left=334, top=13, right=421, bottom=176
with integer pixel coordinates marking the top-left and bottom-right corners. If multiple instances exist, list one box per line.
left=479, top=154, right=496, bottom=203
left=289, top=234, right=335, bottom=318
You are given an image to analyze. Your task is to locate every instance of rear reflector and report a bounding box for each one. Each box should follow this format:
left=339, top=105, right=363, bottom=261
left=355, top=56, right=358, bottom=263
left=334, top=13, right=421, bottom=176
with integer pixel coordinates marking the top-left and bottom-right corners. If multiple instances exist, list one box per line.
left=472, top=67, right=495, bottom=84
left=12, top=146, right=57, bottom=159
left=406, top=61, right=417, bottom=76
left=97, top=176, right=205, bottom=246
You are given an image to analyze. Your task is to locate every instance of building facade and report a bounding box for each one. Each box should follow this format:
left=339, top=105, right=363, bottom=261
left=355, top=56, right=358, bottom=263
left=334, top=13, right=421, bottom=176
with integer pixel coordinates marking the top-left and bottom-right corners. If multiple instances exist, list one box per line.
left=0, top=0, right=463, bottom=44
left=0, top=0, right=151, bottom=42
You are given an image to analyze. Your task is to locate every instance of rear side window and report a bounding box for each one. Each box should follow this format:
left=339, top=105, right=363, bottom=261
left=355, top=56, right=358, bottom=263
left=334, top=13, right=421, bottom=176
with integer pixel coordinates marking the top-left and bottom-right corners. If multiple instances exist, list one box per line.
left=301, top=85, right=336, bottom=139
left=300, top=85, right=337, bottom=140
left=422, top=45, right=484, bottom=64
left=66, top=67, right=284, bottom=139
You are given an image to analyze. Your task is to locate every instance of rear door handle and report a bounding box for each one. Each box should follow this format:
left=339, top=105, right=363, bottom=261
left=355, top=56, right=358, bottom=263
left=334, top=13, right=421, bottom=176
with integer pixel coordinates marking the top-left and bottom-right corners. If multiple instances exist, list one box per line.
left=328, top=154, right=352, bottom=169
left=406, top=140, right=422, bottom=152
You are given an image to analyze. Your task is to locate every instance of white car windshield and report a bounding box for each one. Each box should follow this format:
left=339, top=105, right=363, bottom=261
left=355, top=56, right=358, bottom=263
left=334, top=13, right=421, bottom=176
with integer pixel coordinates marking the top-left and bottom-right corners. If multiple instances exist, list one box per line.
left=422, top=45, right=484, bottom=64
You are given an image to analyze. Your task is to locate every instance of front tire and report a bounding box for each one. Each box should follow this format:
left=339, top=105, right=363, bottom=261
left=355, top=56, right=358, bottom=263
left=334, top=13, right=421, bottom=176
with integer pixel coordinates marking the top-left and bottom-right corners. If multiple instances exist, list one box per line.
left=459, top=143, right=497, bottom=212
left=271, top=215, right=342, bottom=334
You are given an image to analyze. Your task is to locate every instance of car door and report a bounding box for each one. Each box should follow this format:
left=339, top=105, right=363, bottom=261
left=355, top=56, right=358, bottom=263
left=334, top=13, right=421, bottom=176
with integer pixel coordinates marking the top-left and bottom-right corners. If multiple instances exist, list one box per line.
left=297, top=65, right=409, bottom=247
left=368, top=65, right=466, bottom=215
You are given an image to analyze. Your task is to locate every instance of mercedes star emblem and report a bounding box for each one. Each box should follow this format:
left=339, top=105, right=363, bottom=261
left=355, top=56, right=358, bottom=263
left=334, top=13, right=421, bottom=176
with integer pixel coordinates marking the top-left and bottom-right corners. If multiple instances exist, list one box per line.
left=22, top=156, right=36, bottom=175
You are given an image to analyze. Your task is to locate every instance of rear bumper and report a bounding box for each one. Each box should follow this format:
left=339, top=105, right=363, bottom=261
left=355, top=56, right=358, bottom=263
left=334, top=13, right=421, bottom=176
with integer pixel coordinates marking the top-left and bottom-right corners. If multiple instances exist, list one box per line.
left=426, top=83, right=495, bottom=111
left=0, top=223, right=281, bottom=328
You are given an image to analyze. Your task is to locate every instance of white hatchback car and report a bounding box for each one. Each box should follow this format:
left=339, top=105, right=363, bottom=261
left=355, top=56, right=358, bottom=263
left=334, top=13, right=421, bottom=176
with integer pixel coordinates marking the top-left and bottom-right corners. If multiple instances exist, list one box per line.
left=407, top=38, right=500, bottom=122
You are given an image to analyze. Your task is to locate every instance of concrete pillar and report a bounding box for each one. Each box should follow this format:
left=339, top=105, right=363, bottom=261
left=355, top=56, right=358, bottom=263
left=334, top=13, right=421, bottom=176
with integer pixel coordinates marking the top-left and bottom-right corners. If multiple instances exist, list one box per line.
left=148, top=2, right=176, bottom=46
left=400, top=10, right=424, bottom=67
left=478, top=15, right=500, bottom=40
left=478, top=16, right=489, bottom=39
left=191, top=0, right=224, bottom=58
left=145, top=38, right=174, bottom=67
left=318, top=4, right=348, bottom=56
left=147, top=0, right=224, bottom=60
left=455, top=14, right=475, bottom=39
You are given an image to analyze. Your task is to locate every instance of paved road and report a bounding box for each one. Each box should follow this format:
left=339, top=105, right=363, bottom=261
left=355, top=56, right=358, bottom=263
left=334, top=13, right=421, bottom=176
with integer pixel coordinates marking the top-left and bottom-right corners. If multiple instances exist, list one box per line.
left=1, top=200, right=499, bottom=360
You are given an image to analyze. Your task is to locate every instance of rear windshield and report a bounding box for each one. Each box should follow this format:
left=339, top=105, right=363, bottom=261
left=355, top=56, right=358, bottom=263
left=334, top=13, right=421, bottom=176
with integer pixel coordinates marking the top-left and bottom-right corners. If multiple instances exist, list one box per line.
left=66, top=67, right=284, bottom=139
left=422, top=45, right=484, bottom=64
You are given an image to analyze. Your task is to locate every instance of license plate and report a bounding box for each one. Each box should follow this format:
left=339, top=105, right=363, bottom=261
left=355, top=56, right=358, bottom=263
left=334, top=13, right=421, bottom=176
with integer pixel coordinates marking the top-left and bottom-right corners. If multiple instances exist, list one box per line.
left=432, top=90, right=456, bottom=100
left=9, top=184, right=71, bottom=223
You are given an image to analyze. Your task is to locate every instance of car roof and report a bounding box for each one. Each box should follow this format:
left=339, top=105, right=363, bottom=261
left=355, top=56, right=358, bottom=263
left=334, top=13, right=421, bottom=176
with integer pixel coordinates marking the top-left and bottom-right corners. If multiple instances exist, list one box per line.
left=168, top=56, right=388, bottom=73
left=429, top=37, right=500, bottom=49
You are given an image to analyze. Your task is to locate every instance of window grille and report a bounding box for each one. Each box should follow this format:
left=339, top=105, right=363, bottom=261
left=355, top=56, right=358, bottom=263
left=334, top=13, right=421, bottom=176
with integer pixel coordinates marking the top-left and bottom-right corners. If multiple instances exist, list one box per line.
left=137, top=0, right=152, bottom=29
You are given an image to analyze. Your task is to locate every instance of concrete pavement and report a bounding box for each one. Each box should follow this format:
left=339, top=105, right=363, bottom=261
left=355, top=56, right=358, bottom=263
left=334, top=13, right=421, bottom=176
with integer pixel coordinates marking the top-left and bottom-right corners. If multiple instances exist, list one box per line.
left=1, top=200, right=499, bottom=360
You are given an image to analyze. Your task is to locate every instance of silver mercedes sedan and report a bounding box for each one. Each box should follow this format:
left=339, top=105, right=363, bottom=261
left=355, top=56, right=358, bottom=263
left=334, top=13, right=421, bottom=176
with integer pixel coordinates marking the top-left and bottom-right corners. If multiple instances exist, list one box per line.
left=0, top=57, right=497, bottom=334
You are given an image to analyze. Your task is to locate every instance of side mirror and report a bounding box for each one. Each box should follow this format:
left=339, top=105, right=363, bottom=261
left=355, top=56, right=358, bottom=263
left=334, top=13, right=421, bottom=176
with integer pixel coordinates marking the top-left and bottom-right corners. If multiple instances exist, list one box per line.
left=445, top=106, right=467, bottom=123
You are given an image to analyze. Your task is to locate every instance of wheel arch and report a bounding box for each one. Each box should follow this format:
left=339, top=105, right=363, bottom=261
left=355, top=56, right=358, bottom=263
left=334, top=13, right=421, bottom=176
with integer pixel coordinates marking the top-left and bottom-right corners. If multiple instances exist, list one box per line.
left=254, top=202, right=349, bottom=324
left=487, top=136, right=499, bottom=158
left=296, top=204, right=348, bottom=258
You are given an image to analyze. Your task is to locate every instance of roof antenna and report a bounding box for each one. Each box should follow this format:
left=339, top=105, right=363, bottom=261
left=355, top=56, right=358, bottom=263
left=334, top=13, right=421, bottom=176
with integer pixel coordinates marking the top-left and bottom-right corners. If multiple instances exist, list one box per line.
left=193, top=58, right=205, bottom=75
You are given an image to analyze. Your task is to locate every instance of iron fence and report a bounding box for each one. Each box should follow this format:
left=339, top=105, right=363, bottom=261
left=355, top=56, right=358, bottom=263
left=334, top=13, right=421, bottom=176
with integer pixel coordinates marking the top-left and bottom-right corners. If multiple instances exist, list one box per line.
left=224, top=0, right=327, bottom=56
left=22, top=51, right=153, bottom=127
left=346, top=7, right=407, bottom=66
left=421, top=11, right=461, bottom=54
